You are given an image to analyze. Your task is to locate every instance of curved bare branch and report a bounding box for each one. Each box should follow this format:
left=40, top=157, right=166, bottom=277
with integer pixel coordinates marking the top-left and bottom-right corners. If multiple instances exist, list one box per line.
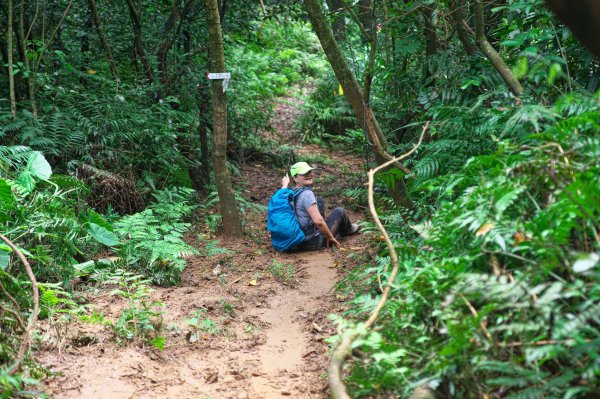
left=0, top=234, right=39, bottom=376
left=328, top=123, right=430, bottom=399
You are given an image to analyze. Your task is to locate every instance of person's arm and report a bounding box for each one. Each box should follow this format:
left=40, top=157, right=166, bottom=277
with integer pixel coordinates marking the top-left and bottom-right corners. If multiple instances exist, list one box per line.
left=307, top=204, right=341, bottom=247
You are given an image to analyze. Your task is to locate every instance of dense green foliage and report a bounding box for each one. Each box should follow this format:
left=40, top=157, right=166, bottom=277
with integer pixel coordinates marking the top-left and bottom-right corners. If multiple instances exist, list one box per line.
left=338, top=92, right=599, bottom=397
left=0, top=0, right=325, bottom=394
left=310, top=1, right=600, bottom=398
left=1, top=0, right=598, bottom=397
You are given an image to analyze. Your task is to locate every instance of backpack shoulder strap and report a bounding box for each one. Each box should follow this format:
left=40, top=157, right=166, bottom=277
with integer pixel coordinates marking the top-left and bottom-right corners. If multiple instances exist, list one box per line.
left=292, top=187, right=308, bottom=202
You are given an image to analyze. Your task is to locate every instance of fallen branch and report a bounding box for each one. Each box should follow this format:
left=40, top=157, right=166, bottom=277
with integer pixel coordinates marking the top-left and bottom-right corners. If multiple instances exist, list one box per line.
left=328, top=122, right=430, bottom=399
left=0, top=234, right=39, bottom=376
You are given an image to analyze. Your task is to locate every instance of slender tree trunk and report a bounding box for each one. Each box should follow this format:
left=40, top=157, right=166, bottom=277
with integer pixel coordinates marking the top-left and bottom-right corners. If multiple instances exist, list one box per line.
left=19, top=0, right=37, bottom=116
left=189, top=80, right=211, bottom=192
left=356, top=0, right=374, bottom=35
left=303, top=0, right=413, bottom=209
left=87, top=0, right=120, bottom=84
left=205, top=0, right=243, bottom=238
left=157, top=0, right=180, bottom=87
left=0, top=40, right=7, bottom=66
left=472, top=0, right=523, bottom=97
left=326, top=0, right=346, bottom=41
left=219, top=0, right=227, bottom=23
left=126, top=0, right=154, bottom=83
left=27, top=0, right=73, bottom=117
left=80, top=7, right=92, bottom=84
left=448, top=0, right=477, bottom=55
left=382, top=0, right=390, bottom=63
left=7, top=0, right=17, bottom=118
left=422, top=5, right=440, bottom=85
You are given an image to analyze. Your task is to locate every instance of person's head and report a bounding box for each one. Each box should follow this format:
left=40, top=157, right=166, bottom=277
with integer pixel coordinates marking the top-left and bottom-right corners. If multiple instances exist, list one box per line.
left=290, top=161, right=315, bottom=187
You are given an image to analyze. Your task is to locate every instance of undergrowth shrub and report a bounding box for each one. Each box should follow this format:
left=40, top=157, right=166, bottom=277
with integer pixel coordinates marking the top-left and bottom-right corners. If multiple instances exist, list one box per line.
left=1, top=86, right=196, bottom=189
left=227, top=19, right=327, bottom=161
left=335, top=91, right=600, bottom=398
left=297, top=72, right=357, bottom=143
left=106, top=271, right=166, bottom=348
left=114, top=187, right=198, bottom=286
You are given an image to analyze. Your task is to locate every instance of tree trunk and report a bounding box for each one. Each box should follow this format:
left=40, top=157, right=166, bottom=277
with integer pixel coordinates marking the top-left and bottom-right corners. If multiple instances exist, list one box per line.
left=382, top=0, right=390, bottom=63
left=448, top=0, right=477, bottom=55
left=545, top=0, right=600, bottom=58
left=189, top=80, right=212, bottom=192
left=80, top=7, right=92, bottom=84
left=205, top=0, right=243, bottom=238
left=7, top=0, right=17, bottom=118
left=87, top=0, right=120, bottom=84
left=19, top=0, right=37, bottom=116
left=27, top=0, right=73, bottom=117
left=303, top=0, right=413, bottom=209
left=356, top=0, right=374, bottom=35
left=422, top=5, right=440, bottom=85
left=326, top=0, right=346, bottom=41
left=126, top=0, right=154, bottom=83
left=473, top=0, right=523, bottom=97
left=219, top=0, right=228, bottom=24
left=157, top=0, right=181, bottom=87
left=0, top=40, right=7, bottom=66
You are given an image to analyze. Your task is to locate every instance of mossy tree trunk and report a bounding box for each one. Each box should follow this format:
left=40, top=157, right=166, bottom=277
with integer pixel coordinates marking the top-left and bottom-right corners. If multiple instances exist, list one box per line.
left=7, top=0, right=17, bottom=119
left=126, top=0, right=154, bottom=83
left=205, top=0, right=243, bottom=238
left=473, top=0, right=523, bottom=97
left=87, top=0, right=120, bottom=84
left=303, top=0, right=413, bottom=209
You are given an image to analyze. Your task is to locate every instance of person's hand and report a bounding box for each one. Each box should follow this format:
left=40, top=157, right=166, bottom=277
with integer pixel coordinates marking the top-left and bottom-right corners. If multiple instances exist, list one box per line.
left=281, top=173, right=290, bottom=188
left=327, top=236, right=341, bottom=248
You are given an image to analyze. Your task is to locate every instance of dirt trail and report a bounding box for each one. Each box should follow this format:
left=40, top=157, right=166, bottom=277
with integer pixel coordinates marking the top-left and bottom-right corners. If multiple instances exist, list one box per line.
left=248, top=251, right=338, bottom=398
left=37, top=92, right=366, bottom=398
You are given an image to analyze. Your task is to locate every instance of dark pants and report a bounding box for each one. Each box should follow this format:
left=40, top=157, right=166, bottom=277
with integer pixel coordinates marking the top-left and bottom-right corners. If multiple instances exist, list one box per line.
left=298, top=207, right=352, bottom=251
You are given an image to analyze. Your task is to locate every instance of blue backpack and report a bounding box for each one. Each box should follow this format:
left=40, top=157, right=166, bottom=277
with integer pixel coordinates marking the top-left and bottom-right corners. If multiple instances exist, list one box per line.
left=266, top=188, right=306, bottom=252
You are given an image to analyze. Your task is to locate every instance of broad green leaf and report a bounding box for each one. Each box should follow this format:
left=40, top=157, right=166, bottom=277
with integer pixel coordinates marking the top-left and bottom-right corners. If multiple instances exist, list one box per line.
left=461, top=78, right=481, bottom=90
left=0, top=247, right=11, bottom=269
left=28, top=151, right=52, bottom=180
left=524, top=46, right=538, bottom=55
left=50, top=174, right=88, bottom=191
left=512, top=57, right=528, bottom=79
left=0, top=178, right=14, bottom=206
left=150, top=336, right=166, bottom=351
left=87, top=223, right=120, bottom=246
left=85, top=210, right=114, bottom=231
left=501, top=39, right=522, bottom=47
left=16, top=170, right=35, bottom=192
left=548, top=63, right=561, bottom=85
left=73, top=260, right=96, bottom=274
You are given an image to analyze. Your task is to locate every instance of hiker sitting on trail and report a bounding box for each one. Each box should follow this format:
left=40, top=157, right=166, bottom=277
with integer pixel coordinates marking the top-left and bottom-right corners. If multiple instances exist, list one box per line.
left=282, top=161, right=360, bottom=251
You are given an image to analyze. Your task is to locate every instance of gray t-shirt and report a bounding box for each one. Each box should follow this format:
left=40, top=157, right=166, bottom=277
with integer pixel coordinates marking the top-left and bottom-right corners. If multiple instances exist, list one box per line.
left=294, top=189, right=320, bottom=240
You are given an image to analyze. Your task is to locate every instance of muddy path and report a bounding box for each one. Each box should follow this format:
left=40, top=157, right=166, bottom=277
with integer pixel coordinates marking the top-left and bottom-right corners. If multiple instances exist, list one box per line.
left=37, top=92, right=368, bottom=398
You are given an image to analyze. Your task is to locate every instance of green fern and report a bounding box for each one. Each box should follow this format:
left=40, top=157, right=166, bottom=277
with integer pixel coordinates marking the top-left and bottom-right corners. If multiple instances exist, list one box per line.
left=113, top=187, right=198, bottom=285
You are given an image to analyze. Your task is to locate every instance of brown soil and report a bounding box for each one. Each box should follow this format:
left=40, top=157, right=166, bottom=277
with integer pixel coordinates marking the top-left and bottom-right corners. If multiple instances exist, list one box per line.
left=36, top=92, right=368, bottom=398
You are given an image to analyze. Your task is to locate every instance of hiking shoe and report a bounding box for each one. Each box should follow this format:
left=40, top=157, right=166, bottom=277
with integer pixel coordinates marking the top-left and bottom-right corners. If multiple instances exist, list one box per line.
left=349, top=223, right=361, bottom=235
